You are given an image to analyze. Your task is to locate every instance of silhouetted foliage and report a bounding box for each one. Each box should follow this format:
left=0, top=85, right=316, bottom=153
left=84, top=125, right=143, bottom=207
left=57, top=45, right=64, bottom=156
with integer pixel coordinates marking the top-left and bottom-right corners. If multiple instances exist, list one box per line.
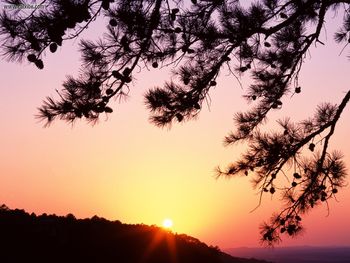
left=1, top=0, right=350, bottom=245
left=0, top=205, right=270, bottom=263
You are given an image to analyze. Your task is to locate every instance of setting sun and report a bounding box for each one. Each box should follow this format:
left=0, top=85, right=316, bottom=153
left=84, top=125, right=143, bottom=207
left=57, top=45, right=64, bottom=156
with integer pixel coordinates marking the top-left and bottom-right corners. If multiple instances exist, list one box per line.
left=162, top=218, right=173, bottom=229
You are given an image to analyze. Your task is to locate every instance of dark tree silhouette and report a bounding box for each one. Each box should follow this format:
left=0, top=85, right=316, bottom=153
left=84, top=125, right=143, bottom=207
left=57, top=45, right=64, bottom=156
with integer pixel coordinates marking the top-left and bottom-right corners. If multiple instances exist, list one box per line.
left=0, top=205, right=270, bottom=263
left=1, top=0, right=350, bottom=245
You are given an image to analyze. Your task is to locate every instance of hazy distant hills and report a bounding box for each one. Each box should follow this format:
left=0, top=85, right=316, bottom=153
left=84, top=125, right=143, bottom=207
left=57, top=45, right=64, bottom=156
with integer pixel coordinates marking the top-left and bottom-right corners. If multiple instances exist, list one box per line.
left=0, top=205, right=269, bottom=263
left=226, top=246, right=350, bottom=263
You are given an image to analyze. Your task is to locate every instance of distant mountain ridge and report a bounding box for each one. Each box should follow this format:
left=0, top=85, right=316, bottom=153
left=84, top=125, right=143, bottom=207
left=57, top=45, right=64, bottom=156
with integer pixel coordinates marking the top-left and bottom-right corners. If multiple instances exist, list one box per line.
left=0, top=205, right=270, bottom=263
left=226, top=246, right=350, bottom=263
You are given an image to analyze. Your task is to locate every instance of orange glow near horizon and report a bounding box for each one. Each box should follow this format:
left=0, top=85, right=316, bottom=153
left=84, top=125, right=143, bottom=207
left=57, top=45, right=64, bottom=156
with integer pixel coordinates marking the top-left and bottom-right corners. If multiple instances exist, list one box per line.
left=1, top=4, right=350, bottom=250
left=140, top=228, right=178, bottom=263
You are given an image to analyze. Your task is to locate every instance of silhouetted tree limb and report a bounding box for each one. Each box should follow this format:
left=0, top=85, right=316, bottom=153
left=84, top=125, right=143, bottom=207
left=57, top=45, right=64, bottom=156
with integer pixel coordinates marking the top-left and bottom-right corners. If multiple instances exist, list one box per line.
left=1, top=0, right=350, bottom=245
left=217, top=91, right=349, bottom=244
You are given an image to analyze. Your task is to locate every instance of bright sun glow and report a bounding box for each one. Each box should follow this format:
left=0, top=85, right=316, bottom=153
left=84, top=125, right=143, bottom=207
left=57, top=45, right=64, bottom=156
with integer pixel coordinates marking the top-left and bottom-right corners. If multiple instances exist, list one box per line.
left=162, top=218, right=173, bottom=228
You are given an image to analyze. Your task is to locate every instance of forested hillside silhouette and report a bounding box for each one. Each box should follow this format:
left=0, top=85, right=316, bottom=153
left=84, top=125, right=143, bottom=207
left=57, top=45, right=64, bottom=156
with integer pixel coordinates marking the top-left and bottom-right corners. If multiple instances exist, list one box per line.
left=0, top=205, right=270, bottom=263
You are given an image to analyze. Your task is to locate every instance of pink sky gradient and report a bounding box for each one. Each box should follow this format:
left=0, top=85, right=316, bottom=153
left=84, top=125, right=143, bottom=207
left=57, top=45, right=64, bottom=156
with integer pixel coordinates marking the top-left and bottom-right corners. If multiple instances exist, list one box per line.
left=0, top=2, right=349, bottom=249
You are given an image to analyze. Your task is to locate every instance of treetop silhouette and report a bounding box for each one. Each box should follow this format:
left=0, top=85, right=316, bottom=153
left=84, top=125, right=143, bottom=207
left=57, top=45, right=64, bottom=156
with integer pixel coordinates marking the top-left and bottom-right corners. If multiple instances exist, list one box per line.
left=0, top=205, right=271, bottom=263
left=1, top=0, right=349, bottom=245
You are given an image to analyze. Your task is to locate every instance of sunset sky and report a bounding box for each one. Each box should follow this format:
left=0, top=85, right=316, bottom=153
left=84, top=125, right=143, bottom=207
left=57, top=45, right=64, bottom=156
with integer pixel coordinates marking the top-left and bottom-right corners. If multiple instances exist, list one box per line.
left=1, top=1, right=350, bottom=249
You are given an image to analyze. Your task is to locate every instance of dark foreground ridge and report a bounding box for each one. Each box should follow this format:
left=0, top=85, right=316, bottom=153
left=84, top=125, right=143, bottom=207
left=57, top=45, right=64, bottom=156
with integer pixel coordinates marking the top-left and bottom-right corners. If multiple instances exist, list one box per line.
left=0, top=205, right=270, bottom=263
